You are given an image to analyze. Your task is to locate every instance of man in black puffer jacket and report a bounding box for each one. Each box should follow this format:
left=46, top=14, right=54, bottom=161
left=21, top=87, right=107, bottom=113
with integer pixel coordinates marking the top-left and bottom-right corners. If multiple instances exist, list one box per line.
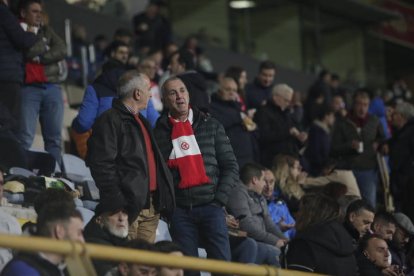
left=155, top=76, right=239, bottom=269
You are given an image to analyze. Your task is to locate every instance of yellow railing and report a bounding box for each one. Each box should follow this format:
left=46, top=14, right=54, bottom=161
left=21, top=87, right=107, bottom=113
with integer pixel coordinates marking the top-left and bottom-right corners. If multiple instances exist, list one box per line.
left=0, top=234, right=317, bottom=276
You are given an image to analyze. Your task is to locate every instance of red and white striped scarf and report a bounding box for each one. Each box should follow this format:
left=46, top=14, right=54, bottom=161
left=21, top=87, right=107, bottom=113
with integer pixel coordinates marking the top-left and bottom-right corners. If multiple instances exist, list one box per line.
left=168, top=109, right=210, bottom=189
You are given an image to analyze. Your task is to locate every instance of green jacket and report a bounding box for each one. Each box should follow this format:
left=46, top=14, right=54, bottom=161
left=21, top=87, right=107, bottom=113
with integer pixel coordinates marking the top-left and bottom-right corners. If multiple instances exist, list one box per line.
left=25, top=25, right=66, bottom=83
left=154, top=108, right=239, bottom=207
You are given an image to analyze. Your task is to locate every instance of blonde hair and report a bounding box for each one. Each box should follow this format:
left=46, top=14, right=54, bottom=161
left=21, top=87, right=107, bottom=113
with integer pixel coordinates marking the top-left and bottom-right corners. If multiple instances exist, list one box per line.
left=272, top=154, right=304, bottom=200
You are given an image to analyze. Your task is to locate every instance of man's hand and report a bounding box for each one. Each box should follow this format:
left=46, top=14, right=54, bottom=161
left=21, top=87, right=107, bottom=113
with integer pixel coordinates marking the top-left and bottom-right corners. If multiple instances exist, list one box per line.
left=351, top=140, right=360, bottom=151
left=278, top=218, right=295, bottom=232
left=297, top=171, right=308, bottom=185
left=276, top=239, right=288, bottom=248
left=297, top=132, right=308, bottom=143
left=289, top=127, right=300, bottom=137
left=226, top=215, right=239, bottom=229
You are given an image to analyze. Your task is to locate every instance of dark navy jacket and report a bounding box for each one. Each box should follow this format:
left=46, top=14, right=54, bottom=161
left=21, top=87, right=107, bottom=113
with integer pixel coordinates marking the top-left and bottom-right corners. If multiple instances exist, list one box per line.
left=0, top=3, right=37, bottom=83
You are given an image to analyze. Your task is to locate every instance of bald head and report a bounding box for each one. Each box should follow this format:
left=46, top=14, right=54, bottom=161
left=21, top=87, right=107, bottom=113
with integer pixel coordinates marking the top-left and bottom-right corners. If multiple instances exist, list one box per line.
left=218, top=77, right=238, bottom=101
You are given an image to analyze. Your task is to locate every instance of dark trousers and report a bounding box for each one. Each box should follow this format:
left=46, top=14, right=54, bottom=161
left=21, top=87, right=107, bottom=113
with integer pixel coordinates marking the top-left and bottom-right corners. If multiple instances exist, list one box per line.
left=0, top=82, right=21, bottom=134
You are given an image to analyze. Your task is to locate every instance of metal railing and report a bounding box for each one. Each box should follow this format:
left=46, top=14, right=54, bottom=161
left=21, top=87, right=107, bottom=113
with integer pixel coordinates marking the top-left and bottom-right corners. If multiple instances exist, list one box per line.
left=0, top=234, right=317, bottom=276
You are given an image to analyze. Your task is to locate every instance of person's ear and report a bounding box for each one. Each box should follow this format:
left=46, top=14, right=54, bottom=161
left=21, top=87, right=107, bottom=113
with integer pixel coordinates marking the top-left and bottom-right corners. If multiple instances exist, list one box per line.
left=54, top=224, right=65, bottom=240
left=349, top=212, right=356, bottom=222
left=95, top=216, right=103, bottom=225
left=133, top=89, right=141, bottom=101
left=20, top=9, right=27, bottom=20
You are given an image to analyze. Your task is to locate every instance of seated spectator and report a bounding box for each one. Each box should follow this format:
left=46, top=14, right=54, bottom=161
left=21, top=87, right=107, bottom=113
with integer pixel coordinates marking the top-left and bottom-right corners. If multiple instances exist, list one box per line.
left=304, top=106, right=335, bottom=176
left=210, top=77, right=257, bottom=168
left=0, top=168, right=22, bottom=271
left=262, top=168, right=295, bottom=239
left=343, top=199, right=375, bottom=247
left=372, top=211, right=397, bottom=242
left=303, top=159, right=361, bottom=197
left=286, top=193, right=357, bottom=275
left=272, top=154, right=306, bottom=214
left=84, top=199, right=129, bottom=275
left=154, top=241, right=184, bottom=276
left=116, top=240, right=157, bottom=276
left=224, top=212, right=258, bottom=264
left=356, top=234, right=399, bottom=276
left=22, top=187, right=78, bottom=235
left=226, top=163, right=287, bottom=266
left=390, top=212, right=414, bottom=274
left=254, top=84, right=307, bottom=167
left=2, top=200, right=84, bottom=275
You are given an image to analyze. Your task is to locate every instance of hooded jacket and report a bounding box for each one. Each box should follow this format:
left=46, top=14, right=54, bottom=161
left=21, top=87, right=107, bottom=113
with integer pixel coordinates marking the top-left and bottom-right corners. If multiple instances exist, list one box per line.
left=286, top=220, right=357, bottom=275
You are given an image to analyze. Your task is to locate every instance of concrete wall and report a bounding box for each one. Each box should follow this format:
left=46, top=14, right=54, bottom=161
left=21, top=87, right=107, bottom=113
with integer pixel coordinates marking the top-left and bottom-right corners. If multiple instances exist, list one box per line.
left=251, top=4, right=302, bottom=71
left=322, top=28, right=366, bottom=85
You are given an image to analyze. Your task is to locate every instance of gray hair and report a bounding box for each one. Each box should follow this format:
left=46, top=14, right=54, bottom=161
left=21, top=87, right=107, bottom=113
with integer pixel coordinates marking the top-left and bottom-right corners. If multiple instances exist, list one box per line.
left=160, top=75, right=182, bottom=97
left=395, top=102, right=414, bottom=120
left=272, top=83, right=293, bottom=97
left=117, top=70, right=147, bottom=100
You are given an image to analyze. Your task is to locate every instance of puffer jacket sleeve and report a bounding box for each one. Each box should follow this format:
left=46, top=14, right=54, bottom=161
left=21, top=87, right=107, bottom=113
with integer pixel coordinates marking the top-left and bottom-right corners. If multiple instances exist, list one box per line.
left=212, top=119, right=239, bottom=206
left=40, top=26, right=66, bottom=64
left=25, top=26, right=66, bottom=63
left=86, top=112, right=125, bottom=202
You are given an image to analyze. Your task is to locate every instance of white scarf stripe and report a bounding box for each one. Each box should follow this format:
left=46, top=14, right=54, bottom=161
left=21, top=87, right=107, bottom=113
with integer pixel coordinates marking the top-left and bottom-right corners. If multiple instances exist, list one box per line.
left=169, top=135, right=202, bottom=159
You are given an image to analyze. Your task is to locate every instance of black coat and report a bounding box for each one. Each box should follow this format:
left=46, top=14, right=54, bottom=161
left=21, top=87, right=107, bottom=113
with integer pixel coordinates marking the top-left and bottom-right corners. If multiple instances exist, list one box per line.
left=209, top=93, right=256, bottom=168
left=389, top=119, right=414, bottom=212
left=355, top=251, right=384, bottom=276
left=286, top=220, right=357, bottom=276
left=154, top=108, right=239, bottom=207
left=86, top=99, right=175, bottom=223
left=84, top=219, right=128, bottom=275
left=304, top=121, right=331, bottom=176
left=0, top=3, right=37, bottom=83
left=254, top=100, right=299, bottom=167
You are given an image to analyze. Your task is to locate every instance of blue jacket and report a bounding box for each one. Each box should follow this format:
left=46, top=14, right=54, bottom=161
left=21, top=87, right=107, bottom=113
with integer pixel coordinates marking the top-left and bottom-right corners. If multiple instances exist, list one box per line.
left=0, top=3, right=37, bottom=83
left=369, top=97, right=390, bottom=139
left=72, top=68, right=159, bottom=133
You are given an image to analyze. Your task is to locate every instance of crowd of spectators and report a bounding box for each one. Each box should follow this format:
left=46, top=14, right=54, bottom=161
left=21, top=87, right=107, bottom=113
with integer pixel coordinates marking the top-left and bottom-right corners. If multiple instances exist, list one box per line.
left=1, top=0, right=414, bottom=275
